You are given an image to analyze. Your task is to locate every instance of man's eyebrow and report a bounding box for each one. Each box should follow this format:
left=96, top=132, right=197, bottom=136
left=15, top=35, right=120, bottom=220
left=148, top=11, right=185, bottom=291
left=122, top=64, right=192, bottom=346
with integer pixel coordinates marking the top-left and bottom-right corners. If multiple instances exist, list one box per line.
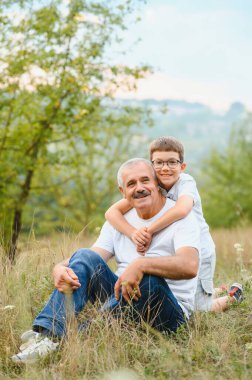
left=126, top=179, right=135, bottom=186
left=126, top=176, right=150, bottom=186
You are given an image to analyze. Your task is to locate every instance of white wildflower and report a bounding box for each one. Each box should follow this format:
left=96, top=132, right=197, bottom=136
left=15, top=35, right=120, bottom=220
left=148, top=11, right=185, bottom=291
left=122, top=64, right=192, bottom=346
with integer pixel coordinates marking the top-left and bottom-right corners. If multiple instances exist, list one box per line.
left=1, top=305, right=15, bottom=311
left=234, top=243, right=244, bottom=252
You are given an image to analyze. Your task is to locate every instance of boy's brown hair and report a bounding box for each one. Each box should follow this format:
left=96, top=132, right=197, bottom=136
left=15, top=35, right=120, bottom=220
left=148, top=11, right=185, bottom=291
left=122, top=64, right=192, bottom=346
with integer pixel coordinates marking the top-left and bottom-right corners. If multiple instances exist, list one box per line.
left=149, top=136, right=184, bottom=162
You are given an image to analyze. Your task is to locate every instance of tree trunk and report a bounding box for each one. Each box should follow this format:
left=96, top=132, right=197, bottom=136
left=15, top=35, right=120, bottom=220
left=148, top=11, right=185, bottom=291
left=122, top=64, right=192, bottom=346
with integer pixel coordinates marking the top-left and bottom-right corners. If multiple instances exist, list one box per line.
left=8, top=169, right=34, bottom=263
left=7, top=99, right=66, bottom=262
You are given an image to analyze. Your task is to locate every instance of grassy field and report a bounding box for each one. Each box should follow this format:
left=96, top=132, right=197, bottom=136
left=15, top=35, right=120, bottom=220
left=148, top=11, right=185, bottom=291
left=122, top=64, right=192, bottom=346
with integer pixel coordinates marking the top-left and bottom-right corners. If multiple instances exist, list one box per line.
left=0, top=228, right=252, bottom=380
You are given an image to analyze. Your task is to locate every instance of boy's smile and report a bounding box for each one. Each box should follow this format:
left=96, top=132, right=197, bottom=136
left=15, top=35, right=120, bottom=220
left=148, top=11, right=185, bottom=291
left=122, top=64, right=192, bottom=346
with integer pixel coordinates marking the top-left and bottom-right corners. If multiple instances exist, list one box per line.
left=151, top=151, right=186, bottom=190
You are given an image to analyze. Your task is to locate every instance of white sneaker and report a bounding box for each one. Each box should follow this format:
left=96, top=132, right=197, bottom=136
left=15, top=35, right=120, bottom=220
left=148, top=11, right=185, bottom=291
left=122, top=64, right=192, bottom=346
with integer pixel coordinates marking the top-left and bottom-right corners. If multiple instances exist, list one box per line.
left=11, top=336, right=59, bottom=364
left=21, top=330, right=38, bottom=343
left=19, top=330, right=41, bottom=351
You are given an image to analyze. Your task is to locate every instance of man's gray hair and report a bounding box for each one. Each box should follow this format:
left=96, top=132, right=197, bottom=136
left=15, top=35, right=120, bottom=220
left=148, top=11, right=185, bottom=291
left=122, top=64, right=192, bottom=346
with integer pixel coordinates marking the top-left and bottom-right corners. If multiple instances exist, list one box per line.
left=117, top=158, right=156, bottom=187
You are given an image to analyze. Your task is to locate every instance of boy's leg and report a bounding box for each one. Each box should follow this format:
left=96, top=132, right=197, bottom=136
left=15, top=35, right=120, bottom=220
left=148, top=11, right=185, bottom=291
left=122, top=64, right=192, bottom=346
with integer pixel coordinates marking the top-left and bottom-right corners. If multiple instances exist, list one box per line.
left=213, top=284, right=228, bottom=297
left=211, top=283, right=243, bottom=312
left=194, top=251, right=216, bottom=312
left=107, top=275, right=186, bottom=333
left=33, top=249, right=118, bottom=337
left=211, top=296, right=230, bottom=312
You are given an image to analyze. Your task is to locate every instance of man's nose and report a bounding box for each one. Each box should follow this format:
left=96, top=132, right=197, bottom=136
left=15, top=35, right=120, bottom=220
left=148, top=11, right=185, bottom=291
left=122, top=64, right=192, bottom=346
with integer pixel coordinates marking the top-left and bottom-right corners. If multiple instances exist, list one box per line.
left=135, top=182, right=145, bottom=191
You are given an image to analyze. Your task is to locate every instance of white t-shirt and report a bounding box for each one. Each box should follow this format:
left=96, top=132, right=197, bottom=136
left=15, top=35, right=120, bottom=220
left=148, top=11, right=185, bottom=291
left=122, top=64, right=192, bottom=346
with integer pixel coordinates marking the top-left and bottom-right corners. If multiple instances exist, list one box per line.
left=161, top=173, right=215, bottom=260
left=94, top=198, right=200, bottom=317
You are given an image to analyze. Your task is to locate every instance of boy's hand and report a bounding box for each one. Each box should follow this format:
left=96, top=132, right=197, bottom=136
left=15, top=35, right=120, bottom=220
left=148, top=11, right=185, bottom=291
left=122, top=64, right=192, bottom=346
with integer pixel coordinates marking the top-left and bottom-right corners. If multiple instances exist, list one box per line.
left=131, top=227, right=152, bottom=255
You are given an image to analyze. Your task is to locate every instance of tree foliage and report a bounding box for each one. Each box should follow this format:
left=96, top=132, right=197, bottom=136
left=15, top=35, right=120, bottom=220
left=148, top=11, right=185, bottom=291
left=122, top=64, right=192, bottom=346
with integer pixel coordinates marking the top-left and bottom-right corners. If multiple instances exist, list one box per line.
left=201, top=115, right=252, bottom=228
left=0, top=0, right=150, bottom=261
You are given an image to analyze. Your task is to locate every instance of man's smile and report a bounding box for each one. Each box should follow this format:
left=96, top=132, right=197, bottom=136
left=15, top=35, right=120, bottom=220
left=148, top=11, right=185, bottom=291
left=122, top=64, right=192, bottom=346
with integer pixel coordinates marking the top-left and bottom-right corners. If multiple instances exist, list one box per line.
left=133, top=190, right=151, bottom=199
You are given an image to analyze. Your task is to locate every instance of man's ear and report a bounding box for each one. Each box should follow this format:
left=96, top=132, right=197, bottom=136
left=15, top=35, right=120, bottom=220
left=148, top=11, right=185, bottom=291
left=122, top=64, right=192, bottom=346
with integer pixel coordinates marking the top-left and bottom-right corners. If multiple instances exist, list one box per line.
left=119, top=186, right=125, bottom=197
left=181, top=162, right=187, bottom=172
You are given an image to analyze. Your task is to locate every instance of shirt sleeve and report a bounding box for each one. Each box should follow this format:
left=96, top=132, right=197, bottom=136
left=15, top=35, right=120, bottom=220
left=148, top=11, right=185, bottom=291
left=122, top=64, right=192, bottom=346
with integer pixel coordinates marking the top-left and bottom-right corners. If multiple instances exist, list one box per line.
left=177, top=177, right=198, bottom=203
left=173, top=212, right=200, bottom=254
left=93, top=221, right=115, bottom=256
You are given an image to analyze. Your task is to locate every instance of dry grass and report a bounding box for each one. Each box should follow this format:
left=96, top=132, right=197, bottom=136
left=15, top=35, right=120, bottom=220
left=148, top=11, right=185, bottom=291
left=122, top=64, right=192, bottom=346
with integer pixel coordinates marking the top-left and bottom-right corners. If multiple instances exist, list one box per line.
left=0, top=228, right=252, bottom=379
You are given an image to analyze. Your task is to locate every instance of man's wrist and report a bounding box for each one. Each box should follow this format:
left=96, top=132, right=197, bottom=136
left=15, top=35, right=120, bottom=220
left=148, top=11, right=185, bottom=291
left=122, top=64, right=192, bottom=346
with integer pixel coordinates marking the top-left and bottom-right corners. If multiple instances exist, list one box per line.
left=134, top=257, right=147, bottom=274
left=53, top=261, right=67, bottom=274
left=56, top=259, right=69, bottom=268
left=54, top=262, right=64, bottom=270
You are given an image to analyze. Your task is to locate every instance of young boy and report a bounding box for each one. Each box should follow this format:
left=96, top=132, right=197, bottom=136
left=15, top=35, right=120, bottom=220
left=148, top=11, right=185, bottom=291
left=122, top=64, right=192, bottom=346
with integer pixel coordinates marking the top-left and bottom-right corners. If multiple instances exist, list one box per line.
left=105, top=136, right=243, bottom=312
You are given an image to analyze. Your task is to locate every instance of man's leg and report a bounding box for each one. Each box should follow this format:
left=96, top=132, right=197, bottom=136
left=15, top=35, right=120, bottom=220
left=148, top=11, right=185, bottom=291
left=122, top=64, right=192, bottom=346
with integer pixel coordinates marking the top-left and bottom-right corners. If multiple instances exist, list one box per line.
left=12, top=270, right=184, bottom=363
left=33, top=249, right=118, bottom=337
left=108, top=275, right=186, bottom=333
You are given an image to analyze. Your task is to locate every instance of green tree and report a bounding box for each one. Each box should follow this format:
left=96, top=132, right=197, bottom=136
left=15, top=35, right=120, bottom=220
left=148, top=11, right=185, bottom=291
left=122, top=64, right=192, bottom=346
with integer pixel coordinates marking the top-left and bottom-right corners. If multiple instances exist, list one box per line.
left=0, top=0, right=150, bottom=261
left=201, top=115, right=252, bottom=228
left=22, top=104, right=151, bottom=235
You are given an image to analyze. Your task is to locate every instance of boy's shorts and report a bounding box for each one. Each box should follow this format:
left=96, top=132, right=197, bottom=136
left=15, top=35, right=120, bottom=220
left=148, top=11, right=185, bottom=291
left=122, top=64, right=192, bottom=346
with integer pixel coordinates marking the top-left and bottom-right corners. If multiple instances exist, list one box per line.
left=194, top=252, right=216, bottom=312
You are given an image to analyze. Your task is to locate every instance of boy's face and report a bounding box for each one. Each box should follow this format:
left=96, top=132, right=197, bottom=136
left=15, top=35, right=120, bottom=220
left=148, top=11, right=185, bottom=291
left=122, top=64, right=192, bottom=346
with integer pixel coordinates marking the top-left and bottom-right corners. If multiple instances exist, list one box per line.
left=151, top=151, right=186, bottom=190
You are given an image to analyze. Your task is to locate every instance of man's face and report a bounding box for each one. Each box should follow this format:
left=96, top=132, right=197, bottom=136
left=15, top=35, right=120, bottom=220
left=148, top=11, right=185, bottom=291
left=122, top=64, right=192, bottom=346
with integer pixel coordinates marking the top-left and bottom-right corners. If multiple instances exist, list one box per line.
left=151, top=151, right=186, bottom=190
left=119, top=162, right=160, bottom=213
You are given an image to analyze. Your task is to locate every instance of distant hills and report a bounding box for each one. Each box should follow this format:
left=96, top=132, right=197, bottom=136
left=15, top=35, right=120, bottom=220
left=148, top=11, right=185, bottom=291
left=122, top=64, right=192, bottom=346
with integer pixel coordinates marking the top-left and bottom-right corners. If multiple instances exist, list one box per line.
left=117, top=98, right=247, bottom=175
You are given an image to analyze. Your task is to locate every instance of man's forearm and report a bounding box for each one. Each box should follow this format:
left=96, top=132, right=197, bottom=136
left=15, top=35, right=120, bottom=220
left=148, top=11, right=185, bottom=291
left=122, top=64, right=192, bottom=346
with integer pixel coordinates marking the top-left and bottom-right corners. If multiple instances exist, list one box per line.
left=136, top=250, right=198, bottom=280
left=114, top=248, right=198, bottom=303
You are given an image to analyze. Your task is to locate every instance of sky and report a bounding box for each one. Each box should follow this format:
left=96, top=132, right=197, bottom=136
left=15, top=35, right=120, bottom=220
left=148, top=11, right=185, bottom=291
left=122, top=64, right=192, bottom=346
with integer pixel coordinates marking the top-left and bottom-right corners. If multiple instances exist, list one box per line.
left=114, top=0, right=252, bottom=111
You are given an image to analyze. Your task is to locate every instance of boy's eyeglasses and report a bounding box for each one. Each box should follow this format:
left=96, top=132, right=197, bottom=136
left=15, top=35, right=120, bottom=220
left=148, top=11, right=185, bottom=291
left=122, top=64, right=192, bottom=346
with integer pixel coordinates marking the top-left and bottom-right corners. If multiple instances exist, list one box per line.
left=152, top=159, right=182, bottom=169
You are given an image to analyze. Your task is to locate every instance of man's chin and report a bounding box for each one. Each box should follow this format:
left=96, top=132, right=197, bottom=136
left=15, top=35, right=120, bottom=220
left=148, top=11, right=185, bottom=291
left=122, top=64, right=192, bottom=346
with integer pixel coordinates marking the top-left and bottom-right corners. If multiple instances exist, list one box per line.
left=133, top=196, right=150, bottom=207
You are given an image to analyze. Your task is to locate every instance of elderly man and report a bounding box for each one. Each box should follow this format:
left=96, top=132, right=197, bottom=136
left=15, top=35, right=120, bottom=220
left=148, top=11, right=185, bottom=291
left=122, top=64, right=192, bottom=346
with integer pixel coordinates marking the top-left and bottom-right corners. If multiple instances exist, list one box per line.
left=12, top=158, right=200, bottom=363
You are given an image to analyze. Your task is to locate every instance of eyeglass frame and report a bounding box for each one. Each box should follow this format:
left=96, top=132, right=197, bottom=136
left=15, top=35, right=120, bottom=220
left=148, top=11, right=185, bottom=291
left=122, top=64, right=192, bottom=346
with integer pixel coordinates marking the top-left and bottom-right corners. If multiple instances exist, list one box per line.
left=151, top=159, right=182, bottom=169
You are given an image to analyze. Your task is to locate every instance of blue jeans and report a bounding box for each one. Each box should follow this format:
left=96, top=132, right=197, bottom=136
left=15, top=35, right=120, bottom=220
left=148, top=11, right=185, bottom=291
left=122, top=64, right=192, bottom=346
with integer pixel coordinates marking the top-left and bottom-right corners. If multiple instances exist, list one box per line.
left=33, top=249, right=185, bottom=337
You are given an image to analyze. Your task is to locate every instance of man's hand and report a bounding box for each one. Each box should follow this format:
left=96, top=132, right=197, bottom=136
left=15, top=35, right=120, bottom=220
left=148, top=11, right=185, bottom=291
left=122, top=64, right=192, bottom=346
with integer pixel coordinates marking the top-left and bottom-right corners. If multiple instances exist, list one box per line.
left=131, top=227, right=152, bottom=255
left=53, top=264, right=81, bottom=293
left=114, top=260, right=144, bottom=303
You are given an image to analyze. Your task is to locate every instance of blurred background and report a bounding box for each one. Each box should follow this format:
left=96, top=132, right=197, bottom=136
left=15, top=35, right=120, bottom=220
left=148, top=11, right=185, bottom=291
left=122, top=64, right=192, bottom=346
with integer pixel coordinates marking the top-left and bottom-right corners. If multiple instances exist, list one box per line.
left=0, top=0, right=252, bottom=262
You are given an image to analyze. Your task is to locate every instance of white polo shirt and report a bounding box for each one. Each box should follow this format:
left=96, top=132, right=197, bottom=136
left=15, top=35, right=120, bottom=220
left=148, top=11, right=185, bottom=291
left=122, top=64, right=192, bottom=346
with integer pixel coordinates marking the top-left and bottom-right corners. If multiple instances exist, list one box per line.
left=94, top=198, right=200, bottom=317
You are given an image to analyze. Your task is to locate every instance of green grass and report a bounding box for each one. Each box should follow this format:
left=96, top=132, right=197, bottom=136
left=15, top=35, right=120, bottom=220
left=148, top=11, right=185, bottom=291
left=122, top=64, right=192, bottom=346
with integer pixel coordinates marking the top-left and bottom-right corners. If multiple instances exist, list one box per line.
left=0, top=229, right=252, bottom=379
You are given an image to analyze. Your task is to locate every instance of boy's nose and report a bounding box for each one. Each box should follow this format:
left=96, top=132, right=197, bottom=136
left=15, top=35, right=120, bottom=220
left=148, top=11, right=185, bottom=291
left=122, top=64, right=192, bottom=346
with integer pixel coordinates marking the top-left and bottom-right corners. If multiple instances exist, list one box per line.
left=161, top=163, right=170, bottom=170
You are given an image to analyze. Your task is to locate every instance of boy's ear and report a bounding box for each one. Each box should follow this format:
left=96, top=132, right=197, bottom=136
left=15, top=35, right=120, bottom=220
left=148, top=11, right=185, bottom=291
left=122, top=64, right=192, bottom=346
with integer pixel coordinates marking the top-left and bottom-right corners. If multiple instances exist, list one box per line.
left=181, top=162, right=187, bottom=172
